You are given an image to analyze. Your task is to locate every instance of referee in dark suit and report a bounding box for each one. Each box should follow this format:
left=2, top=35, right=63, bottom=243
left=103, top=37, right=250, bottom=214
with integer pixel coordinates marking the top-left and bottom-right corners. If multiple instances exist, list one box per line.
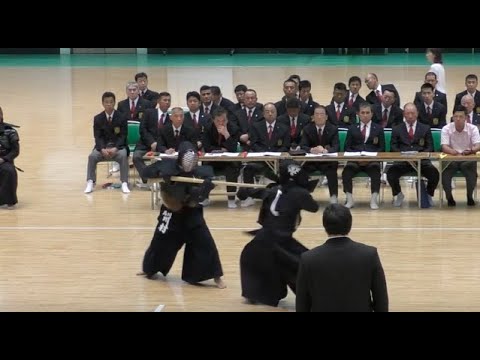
left=296, top=204, right=389, bottom=312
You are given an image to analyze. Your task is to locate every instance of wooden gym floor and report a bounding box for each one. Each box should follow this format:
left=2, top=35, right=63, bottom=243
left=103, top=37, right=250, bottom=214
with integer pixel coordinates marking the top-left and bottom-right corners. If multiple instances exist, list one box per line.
left=0, top=54, right=479, bottom=312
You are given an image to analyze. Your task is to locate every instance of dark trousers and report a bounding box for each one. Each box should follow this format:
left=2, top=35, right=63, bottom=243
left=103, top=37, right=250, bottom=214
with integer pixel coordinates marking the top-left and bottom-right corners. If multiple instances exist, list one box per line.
left=387, top=160, right=439, bottom=197
left=240, top=230, right=308, bottom=307
left=0, top=162, right=18, bottom=206
left=243, top=162, right=277, bottom=185
left=133, top=149, right=149, bottom=183
left=142, top=205, right=223, bottom=283
left=204, top=162, right=240, bottom=201
left=342, top=161, right=381, bottom=194
left=442, top=161, right=477, bottom=199
left=304, top=162, right=339, bottom=196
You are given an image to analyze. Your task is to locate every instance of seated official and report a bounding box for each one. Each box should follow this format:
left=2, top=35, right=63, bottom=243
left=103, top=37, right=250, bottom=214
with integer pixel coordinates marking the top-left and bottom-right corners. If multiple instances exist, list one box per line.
left=183, top=91, right=211, bottom=151
left=416, top=83, right=447, bottom=129
left=85, top=92, right=130, bottom=194
left=202, top=107, right=241, bottom=208
left=342, top=103, right=385, bottom=210
left=235, top=89, right=263, bottom=152
left=300, top=105, right=339, bottom=204
left=371, top=89, right=403, bottom=129
left=413, top=71, right=448, bottom=110
left=242, top=103, right=290, bottom=207
left=325, top=82, right=357, bottom=127
left=117, top=81, right=153, bottom=122
left=277, top=97, right=310, bottom=146
left=441, top=105, right=480, bottom=206
left=133, top=93, right=172, bottom=186
left=156, top=107, right=197, bottom=154
left=387, top=103, right=439, bottom=207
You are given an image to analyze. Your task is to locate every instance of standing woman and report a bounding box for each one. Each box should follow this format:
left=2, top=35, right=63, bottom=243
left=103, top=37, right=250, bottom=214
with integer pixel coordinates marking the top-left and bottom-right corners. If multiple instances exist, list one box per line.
left=426, top=48, right=446, bottom=94
left=0, top=107, right=20, bottom=209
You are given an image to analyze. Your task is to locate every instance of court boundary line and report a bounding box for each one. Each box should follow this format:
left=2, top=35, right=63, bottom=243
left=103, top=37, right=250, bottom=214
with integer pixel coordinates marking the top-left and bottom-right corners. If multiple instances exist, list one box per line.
left=0, top=226, right=478, bottom=231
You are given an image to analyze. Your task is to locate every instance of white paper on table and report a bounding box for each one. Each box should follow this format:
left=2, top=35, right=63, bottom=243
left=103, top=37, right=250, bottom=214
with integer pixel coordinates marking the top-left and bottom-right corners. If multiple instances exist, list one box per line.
left=360, top=151, right=378, bottom=156
left=203, top=152, right=240, bottom=157
left=343, top=151, right=377, bottom=157
left=306, top=153, right=338, bottom=157
left=156, top=152, right=178, bottom=159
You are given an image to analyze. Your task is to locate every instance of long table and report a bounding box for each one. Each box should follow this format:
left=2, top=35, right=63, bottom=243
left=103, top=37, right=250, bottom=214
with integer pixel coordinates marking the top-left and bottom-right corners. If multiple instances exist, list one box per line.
left=144, top=152, right=439, bottom=210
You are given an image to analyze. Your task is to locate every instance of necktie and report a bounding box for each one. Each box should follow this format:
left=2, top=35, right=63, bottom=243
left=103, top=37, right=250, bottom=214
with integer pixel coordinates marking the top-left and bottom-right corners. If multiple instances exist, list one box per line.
left=349, top=94, right=354, bottom=107
left=382, top=109, right=388, bottom=128
left=318, top=127, right=323, bottom=144
left=175, top=129, right=180, bottom=143
left=107, top=116, right=112, bottom=124
left=408, top=125, right=414, bottom=140
left=427, top=106, right=432, bottom=118
left=376, top=90, right=382, bottom=102
left=140, top=91, right=144, bottom=97
left=130, top=100, right=136, bottom=118
left=336, top=104, right=341, bottom=121
left=268, top=125, right=273, bottom=141
left=158, top=113, right=165, bottom=128
left=361, top=124, right=367, bottom=142
left=468, top=114, right=472, bottom=124
left=192, top=113, right=198, bottom=128
left=205, top=106, right=209, bottom=114
left=247, top=109, right=253, bottom=124
left=290, top=117, right=296, bottom=138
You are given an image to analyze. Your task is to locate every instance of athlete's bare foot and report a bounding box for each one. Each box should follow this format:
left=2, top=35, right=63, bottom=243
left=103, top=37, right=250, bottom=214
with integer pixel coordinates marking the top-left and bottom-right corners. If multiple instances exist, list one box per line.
left=214, top=277, right=227, bottom=289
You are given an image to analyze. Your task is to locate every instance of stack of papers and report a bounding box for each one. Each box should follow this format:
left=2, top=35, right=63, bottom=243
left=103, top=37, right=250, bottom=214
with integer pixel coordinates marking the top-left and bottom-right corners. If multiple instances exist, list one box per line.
left=343, top=151, right=378, bottom=157
left=246, top=152, right=283, bottom=157
left=203, top=152, right=240, bottom=157
left=156, top=152, right=178, bottom=158
left=305, top=153, right=338, bottom=157
left=401, top=151, right=419, bottom=155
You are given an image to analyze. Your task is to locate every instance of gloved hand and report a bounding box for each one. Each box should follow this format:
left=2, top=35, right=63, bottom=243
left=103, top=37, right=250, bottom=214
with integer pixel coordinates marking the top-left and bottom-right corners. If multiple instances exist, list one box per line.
left=236, top=188, right=250, bottom=201
left=201, top=178, right=215, bottom=194
left=189, top=178, right=216, bottom=204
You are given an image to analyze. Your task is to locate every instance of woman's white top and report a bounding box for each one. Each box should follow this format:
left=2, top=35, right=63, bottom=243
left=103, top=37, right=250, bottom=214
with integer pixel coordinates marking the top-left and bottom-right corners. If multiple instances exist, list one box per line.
left=429, top=63, right=446, bottom=94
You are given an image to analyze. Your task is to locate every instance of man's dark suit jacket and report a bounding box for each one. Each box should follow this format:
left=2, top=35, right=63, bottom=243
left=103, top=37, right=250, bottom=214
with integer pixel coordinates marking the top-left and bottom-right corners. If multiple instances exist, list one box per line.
left=300, top=122, right=339, bottom=153
left=366, top=84, right=400, bottom=107
left=136, top=108, right=171, bottom=150
left=117, top=97, right=153, bottom=121
left=345, top=122, right=385, bottom=152
left=249, top=120, right=291, bottom=152
left=416, top=101, right=447, bottom=129
left=156, top=125, right=197, bottom=153
left=296, top=236, right=388, bottom=312
left=390, top=121, right=434, bottom=153
left=93, top=111, right=127, bottom=151
left=277, top=113, right=311, bottom=145
left=454, top=90, right=480, bottom=113
left=372, top=104, right=404, bottom=128
left=414, top=89, right=447, bottom=110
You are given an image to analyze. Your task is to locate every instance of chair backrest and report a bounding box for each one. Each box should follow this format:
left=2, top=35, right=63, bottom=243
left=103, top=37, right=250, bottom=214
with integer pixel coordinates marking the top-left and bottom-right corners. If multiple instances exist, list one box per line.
left=384, top=130, right=392, bottom=152
left=127, top=121, right=141, bottom=151
left=339, top=129, right=347, bottom=152
left=431, top=129, right=442, bottom=152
